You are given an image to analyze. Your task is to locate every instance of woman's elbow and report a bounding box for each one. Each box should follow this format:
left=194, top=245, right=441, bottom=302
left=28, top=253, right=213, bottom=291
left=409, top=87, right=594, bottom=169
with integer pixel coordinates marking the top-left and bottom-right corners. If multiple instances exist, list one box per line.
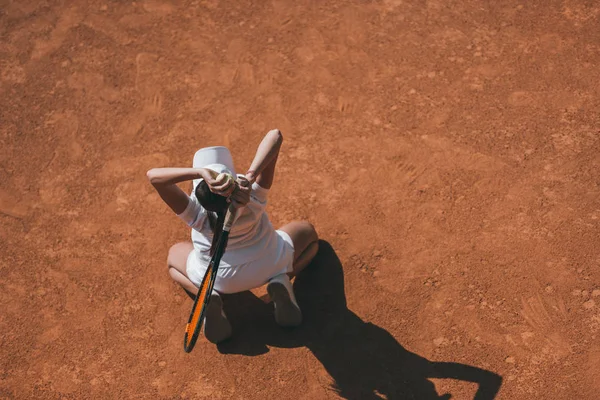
left=146, top=169, right=160, bottom=184
left=269, top=128, right=283, bottom=145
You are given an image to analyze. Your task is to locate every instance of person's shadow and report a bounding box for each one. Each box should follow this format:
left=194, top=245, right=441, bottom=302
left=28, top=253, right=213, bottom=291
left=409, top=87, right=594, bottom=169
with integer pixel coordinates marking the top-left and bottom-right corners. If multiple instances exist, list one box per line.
left=218, top=241, right=502, bottom=399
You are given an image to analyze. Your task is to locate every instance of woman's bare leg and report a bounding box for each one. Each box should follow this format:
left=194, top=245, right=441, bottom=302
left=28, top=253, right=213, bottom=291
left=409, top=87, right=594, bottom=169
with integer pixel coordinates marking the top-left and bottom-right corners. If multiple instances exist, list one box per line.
left=168, top=242, right=231, bottom=342
left=278, top=221, right=319, bottom=278
left=167, top=242, right=198, bottom=296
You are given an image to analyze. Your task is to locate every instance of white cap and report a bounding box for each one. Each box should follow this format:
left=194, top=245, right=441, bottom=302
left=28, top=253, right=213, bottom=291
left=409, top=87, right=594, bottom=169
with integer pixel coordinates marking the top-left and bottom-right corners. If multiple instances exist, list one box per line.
left=192, top=146, right=237, bottom=189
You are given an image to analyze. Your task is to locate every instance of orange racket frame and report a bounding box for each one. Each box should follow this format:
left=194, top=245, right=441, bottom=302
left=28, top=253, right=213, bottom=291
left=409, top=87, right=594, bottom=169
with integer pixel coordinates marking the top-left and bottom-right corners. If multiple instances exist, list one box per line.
left=184, top=205, right=237, bottom=353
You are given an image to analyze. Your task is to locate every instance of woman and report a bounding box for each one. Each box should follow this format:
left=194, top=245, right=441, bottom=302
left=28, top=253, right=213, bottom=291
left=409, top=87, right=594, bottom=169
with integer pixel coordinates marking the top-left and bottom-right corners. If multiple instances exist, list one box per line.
left=147, top=129, right=319, bottom=343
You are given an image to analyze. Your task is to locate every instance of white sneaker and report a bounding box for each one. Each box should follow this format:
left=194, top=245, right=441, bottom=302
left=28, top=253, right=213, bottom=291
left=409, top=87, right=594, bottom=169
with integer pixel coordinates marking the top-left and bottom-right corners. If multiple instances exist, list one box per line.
left=204, top=292, right=232, bottom=344
left=267, top=274, right=302, bottom=327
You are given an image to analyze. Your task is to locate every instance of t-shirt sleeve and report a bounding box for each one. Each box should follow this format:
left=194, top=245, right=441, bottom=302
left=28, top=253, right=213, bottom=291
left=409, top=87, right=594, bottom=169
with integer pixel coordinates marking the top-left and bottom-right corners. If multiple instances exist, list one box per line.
left=250, top=182, right=269, bottom=205
left=177, top=194, right=207, bottom=229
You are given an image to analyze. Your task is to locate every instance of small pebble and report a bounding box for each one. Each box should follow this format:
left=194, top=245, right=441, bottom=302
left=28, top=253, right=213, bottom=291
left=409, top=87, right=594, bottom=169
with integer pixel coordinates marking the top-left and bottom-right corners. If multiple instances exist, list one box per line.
left=505, top=356, right=515, bottom=364
left=583, top=300, right=595, bottom=309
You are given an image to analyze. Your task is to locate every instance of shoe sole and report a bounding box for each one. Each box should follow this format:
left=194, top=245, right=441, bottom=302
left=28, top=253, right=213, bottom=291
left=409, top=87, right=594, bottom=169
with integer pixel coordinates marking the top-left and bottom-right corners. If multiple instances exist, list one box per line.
left=267, top=282, right=302, bottom=327
left=204, top=294, right=232, bottom=344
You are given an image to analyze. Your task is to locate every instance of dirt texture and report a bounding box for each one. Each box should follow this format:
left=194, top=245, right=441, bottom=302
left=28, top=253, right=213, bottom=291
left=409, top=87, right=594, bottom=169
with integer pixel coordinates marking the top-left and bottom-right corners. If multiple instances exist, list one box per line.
left=1, top=0, right=600, bottom=399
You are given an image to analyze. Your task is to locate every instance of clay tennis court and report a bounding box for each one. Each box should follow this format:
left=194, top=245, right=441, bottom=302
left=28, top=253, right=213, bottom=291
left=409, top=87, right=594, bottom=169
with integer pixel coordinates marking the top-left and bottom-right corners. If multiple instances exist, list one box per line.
left=1, top=0, right=599, bottom=398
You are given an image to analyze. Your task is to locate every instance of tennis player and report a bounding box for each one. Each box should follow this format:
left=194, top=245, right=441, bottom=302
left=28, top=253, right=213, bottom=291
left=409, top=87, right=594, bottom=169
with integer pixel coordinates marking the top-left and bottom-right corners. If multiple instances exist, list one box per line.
left=147, top=129, right=318, bottom=343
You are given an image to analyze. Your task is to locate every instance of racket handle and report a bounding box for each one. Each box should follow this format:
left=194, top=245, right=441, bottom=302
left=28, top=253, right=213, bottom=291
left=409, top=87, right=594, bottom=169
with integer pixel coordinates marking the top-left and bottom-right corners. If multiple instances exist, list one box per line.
left=223, top=203, right=237, bottom=232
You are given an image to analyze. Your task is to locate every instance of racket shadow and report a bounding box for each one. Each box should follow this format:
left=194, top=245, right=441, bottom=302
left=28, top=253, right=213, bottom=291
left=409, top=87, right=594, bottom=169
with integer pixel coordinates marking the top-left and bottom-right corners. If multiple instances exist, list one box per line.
left=217, top=240, right=502, bottom=399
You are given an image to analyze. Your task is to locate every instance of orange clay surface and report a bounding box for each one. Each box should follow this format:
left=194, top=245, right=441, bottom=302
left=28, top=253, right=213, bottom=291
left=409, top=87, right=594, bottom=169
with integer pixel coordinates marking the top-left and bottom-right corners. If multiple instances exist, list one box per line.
left=1, top=1, right=600, bottom=399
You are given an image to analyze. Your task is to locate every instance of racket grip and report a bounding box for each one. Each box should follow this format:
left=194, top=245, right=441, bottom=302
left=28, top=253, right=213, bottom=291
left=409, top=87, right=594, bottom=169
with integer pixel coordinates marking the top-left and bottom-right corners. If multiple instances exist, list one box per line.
left=223, top=204, right=237, bottom=232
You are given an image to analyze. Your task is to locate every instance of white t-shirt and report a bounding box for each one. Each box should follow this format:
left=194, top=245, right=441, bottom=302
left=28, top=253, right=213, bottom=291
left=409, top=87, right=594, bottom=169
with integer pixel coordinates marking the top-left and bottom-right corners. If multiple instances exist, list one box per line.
left=177, top=182, right=279, bottom=268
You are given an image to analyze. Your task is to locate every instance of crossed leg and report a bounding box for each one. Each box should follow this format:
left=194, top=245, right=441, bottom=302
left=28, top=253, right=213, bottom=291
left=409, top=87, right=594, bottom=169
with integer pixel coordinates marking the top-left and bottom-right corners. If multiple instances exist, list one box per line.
left=167, top=242, right=197, bottom=298
left=167, top=221, right=318, bottom=294
left=278, top=221, right=319, bottom=278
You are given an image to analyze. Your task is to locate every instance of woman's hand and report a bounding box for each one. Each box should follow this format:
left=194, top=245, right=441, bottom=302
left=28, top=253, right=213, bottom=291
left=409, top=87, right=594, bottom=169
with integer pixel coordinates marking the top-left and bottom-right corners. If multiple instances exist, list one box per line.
left=198, top=168, right=236, bottom=197
left=229, top=176, right=251, bottom=208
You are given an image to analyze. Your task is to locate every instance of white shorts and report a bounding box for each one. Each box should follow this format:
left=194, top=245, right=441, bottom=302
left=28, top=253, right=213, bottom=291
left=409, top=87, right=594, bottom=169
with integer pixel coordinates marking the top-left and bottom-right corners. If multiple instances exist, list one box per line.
left=186, top=230, right=295, bottom=294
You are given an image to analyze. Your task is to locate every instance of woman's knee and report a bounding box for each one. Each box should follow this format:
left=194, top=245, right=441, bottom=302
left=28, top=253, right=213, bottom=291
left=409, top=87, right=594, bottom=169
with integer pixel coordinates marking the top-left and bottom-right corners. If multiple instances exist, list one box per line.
left=299, top=221, right=318, bottom=243
left=167, top=242, right=193, bottom=270
left=280, top=221, right=313, bottom=243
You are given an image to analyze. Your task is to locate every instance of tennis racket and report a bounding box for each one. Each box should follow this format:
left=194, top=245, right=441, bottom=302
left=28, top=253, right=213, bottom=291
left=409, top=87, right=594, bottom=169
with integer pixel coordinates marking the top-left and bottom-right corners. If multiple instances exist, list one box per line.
left=184, top=203, right=237, bottom=353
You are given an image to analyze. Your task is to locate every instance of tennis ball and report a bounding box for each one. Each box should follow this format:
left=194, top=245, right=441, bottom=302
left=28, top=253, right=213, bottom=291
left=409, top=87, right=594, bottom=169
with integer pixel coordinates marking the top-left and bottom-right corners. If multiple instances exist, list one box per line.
left=217, top=173, right=235, bottom=185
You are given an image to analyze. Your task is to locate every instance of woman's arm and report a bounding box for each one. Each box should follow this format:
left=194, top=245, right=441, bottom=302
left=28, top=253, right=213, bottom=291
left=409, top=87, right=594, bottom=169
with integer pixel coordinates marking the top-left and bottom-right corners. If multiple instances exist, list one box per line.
left=147, top=168, right=206, bottom=186
left=146, top=168, right=235, bottom=214
left=245, top=129, right=283, bottom=189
